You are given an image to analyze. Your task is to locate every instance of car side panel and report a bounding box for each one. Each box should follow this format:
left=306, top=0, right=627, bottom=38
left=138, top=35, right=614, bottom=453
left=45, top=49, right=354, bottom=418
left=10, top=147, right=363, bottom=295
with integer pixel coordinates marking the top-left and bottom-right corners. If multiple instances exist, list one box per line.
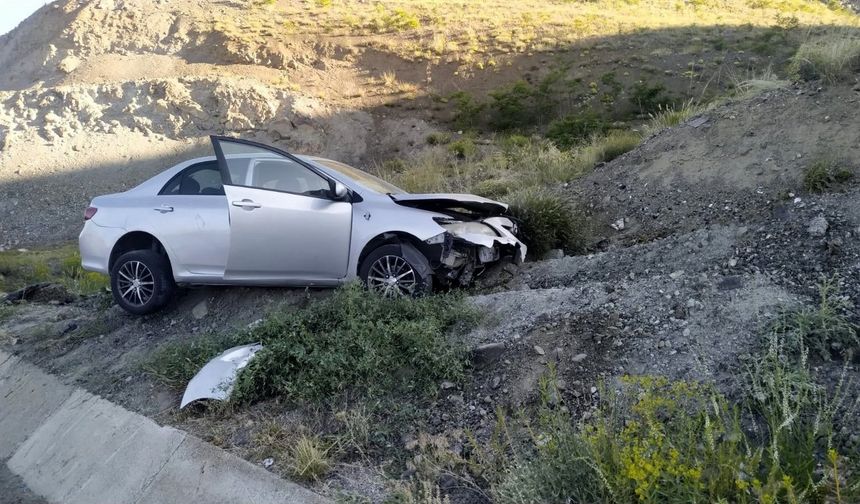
left=223, top=185, right=353, bottom=281
left=345, top=198, right=448, bottom=279
left=79, top=221, right=127, bottom=274
left=149, top=195, right=230, bottom=277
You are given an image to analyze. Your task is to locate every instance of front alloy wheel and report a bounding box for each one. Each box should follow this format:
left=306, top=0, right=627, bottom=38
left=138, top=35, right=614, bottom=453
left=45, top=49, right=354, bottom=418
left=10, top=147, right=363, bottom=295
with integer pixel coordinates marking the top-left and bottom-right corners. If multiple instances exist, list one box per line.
left=367, top=255, right=419, bottom=298
left=359, top=243, right=432, bottom=298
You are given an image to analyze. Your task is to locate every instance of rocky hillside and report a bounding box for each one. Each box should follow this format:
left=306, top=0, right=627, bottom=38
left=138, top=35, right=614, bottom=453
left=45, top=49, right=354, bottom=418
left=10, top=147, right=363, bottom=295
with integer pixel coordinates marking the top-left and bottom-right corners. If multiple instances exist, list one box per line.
left=1, top=0, right=858, bottom=248
left=1, top=1, right=860, bottom=502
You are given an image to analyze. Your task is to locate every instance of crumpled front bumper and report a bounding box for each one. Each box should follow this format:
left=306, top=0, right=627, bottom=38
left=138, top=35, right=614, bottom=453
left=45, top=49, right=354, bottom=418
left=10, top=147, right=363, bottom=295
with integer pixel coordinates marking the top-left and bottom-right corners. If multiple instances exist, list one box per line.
left=471, top=216, right=527, bottom=264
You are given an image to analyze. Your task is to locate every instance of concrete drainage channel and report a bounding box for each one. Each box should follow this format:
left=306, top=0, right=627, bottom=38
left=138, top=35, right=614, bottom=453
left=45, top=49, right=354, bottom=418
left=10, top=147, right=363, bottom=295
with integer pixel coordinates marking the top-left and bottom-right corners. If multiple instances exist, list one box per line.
left=0, top=350, right=329, bottom=504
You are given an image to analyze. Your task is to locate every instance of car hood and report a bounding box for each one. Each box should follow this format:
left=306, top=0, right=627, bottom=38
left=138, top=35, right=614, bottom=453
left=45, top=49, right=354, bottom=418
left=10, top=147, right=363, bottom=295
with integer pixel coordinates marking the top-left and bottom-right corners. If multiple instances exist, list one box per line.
left=390, top=193, right=508, bottom=216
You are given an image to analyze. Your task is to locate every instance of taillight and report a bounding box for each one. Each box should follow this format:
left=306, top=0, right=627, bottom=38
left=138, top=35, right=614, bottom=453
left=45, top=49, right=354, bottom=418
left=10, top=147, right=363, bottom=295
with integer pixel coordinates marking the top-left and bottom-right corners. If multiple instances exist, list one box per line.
left=84, top=207, right=98, bottom=221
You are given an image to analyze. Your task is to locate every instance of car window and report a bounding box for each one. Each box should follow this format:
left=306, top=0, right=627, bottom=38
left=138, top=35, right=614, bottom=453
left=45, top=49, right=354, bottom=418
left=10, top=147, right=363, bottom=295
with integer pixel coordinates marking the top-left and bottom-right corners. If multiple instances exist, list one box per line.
left=216, top=141, right=333, bottom=198
left=249, top=158, right=331, bottom=195
left=160, top=161, right=224, bottom=196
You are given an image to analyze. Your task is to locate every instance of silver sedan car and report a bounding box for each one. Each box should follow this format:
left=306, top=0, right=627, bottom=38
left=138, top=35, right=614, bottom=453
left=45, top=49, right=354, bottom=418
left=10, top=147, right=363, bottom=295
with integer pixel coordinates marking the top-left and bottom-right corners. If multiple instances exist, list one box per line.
left=79, top=136, right=526, bottom=314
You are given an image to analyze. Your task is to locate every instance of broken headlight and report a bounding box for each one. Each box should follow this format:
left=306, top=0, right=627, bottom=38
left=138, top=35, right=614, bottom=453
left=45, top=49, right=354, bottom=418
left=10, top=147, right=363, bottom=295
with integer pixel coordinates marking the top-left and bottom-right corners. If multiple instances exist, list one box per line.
left=440, top=221, right=500, bottom=237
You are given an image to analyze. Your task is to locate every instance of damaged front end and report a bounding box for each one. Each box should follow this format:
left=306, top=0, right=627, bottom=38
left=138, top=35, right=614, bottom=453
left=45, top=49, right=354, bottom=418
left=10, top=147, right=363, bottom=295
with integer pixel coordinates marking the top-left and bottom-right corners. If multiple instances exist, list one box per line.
left=392, top=193, right=527, bottom=286
left=427, top=216, right=526, bottom=286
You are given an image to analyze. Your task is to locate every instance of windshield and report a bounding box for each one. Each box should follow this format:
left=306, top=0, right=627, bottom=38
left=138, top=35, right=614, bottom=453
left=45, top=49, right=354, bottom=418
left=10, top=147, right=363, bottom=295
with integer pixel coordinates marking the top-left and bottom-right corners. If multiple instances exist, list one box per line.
left=309, top=157, right=404, bottom=195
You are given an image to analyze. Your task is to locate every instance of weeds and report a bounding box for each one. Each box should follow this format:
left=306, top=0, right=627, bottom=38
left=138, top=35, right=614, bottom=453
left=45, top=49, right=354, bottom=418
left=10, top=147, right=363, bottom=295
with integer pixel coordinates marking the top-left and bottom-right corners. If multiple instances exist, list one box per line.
left=644, top=100, right=706, bottom=136
left=231, top=283, right=477, bottom=404
left=546, top=112, right=610, bottom=149
left=291, top=434, right=331, bottom=481
left=803, top=157, right=853, bottom=193
left=144, top=332, right=254, bottom=387
left=581, top=130, right=641, bottom=164
left=448, top=137, right=477, bottom=159
left=790, top=30, right=860, bottom=83
left=0, top=304, right=13, bottom=322
left=771, top=278, right=858, bottom=360
left=484, top=359, right=858, bottom=504
left=0, top=244, right=108, bottom=295
left=506, top=188, right=588, bottom=257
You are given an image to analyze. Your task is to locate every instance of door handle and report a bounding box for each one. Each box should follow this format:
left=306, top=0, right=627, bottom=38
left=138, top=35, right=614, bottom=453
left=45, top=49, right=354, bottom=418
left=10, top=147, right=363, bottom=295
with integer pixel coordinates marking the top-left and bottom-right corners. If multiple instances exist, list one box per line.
left=232, top=200, right=261, bottom=209
left=154, top=205, right=174, bottom=213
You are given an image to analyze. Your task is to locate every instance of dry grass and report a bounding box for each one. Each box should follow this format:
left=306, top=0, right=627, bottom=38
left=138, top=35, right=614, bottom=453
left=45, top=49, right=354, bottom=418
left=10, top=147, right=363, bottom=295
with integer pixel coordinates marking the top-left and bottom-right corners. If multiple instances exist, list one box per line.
left=291, top=434, right=331, bottom=481
left=249, top=0, right=858, bottom=64
left=790, top=29, right=860, bottom=83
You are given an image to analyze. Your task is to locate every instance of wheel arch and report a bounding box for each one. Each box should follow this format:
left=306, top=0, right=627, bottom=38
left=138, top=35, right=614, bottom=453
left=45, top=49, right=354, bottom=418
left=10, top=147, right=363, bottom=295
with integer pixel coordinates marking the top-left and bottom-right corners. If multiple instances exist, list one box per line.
left=356, top=231, right=428, bottom=276
left=109, top=231, right=173, bottom=274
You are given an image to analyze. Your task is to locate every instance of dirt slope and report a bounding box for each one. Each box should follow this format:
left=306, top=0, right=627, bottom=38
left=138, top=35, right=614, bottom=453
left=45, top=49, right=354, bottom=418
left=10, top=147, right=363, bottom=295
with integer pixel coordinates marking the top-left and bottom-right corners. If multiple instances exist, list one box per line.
left=572, top=83, right=860, bottom=245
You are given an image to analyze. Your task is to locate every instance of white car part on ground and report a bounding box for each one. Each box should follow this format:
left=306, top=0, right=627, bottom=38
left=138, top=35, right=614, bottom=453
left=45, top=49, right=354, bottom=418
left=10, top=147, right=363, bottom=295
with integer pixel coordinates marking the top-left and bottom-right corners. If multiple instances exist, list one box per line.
left=180, top=343, right=263, bottom=409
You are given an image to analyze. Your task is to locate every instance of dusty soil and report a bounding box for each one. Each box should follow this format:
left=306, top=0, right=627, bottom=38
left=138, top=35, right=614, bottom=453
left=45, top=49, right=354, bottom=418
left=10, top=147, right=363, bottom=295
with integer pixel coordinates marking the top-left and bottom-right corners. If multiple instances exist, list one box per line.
left=2, top=0, right=860, bottom=501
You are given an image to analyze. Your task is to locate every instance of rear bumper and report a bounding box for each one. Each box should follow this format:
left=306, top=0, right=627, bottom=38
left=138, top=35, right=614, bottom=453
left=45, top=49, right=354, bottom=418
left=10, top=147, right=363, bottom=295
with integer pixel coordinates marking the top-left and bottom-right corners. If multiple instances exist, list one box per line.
left=79, top=221, right=125, bottom=275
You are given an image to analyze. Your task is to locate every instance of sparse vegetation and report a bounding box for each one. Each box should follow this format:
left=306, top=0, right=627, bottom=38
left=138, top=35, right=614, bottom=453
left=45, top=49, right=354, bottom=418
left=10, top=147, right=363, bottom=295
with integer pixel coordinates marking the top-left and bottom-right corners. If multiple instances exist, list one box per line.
left=771, top=278, right=859, bottom=360
left=790, top=30, right=860, bottom=83
left=644, top=100, right=707, bottom=136
left=803, top=157, right=853, bottom=192
left=507, top=188, right=588, bottom=257
left=470, top=331, right=859, bottom=504
left=291, top=434, right=332, bottom=481
left=0, top=244, right=108, bottom=295
left=147, top=285, right=476, bottom=402
left=546, top=112, right=610, bottom=150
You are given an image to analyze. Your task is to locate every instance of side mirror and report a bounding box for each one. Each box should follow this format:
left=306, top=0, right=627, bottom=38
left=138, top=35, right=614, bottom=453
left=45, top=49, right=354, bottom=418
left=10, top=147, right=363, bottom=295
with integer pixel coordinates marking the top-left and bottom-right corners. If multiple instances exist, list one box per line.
left=332, top=181, right=349, bottom=201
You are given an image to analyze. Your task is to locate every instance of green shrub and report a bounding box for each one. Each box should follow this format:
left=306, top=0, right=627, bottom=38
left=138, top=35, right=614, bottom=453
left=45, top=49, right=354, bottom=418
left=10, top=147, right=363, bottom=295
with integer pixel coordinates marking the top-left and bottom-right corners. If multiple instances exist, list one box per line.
left=803, top=157, right=853, bottom=193
left=489, top=359, right=857, bottom=504
left=426, top=132, right=451, bottom=145
left=546, top=112, right=610, bottom=149
left=771, top=278, right=859, bottom=360
left=506, top=188, right=587, bottom=257
left=489, top=81, right=538, bottom=130
left=369, top=5, right=421, bottom=33
left=448, top=138, right=477, bottom=158
left=449, top=91, right=486, bottom=131
left=580, top=130, right=642, bottom=164
left=630, top=80, right=674, bottom=115
left=231, top=284, right=477, bottom=403
left=144, top=332, right=253, bottom=387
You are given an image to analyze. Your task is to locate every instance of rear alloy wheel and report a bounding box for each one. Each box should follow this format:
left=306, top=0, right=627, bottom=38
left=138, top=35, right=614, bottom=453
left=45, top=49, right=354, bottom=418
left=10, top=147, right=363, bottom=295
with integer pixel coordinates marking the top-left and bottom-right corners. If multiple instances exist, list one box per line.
left=360, top=243, right=432, bottom=298
left=110, top=250, right=175, bottom=315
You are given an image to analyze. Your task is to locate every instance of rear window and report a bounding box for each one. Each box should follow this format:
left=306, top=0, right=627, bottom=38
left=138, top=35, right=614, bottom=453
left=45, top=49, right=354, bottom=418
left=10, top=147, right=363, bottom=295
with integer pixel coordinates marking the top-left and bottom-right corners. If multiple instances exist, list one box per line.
left=160, top=161, right=224, bottom=196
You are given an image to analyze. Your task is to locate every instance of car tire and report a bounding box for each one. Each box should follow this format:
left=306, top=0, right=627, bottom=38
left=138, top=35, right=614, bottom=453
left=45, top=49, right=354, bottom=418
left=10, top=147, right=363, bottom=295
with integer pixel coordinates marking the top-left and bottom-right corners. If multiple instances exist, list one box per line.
left=359, top=243, right=433, bottom=298
left=110, top=250, right=175, bottom=315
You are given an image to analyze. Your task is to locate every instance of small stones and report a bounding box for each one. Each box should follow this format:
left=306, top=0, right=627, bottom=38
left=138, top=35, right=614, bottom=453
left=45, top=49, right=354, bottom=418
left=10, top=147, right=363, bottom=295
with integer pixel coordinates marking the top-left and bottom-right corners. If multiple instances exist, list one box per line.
left=610, top=218, right=626, bottom=231
left=571, top=353, right=587, bottom=363
left=533, top=345, right=546, bottom=356
left=471, top=342, right=505, bottom=369
left=191, top=300, right=208, bottom=320
left=491, top=376, right=501, bottom=389
left=543, top=249, right=564, bottom=260
left=717, top=276, right=743, bottom=291
left=807, top=215, right=829, bottom=237
left=440, top=381, right=456, bottom=390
